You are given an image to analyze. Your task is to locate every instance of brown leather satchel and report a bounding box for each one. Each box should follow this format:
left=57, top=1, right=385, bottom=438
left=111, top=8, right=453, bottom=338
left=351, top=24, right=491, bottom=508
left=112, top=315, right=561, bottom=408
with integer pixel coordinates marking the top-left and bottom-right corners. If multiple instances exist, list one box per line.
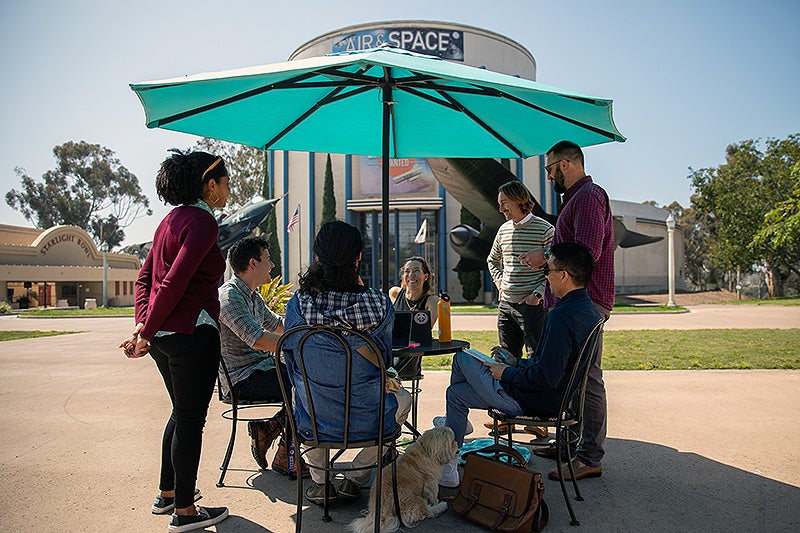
left=452, top=444, right=548, bottom=532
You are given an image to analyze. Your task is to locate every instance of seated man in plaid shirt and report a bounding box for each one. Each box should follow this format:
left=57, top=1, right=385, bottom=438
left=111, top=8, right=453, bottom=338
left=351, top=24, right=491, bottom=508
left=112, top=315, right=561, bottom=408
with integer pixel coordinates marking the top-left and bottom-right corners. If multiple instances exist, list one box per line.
left=218, top=236, right=305, bottom=476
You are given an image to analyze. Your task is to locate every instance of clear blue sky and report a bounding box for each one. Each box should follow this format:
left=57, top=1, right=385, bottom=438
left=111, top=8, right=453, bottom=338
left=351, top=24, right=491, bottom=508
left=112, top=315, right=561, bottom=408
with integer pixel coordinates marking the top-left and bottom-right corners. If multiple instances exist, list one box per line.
left=1, top=0, right=798, bottom=246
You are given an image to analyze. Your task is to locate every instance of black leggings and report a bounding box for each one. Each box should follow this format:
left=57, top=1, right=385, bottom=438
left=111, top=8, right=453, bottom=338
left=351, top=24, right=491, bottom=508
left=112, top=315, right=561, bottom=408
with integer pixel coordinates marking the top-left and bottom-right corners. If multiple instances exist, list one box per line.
left=150, top=325, right=220, bottom=509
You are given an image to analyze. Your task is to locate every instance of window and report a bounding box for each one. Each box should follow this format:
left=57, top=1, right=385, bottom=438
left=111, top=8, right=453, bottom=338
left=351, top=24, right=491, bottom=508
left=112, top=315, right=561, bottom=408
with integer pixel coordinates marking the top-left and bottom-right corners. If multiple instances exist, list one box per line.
left=115, top=281, right=120, bottom=295
left=358, top=209, right=439, bottom=289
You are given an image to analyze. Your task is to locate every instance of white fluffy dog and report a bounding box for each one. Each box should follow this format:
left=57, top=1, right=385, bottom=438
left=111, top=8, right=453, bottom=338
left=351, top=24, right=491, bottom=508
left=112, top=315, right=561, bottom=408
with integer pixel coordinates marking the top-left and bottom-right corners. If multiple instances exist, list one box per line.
left=349, top=426, right=459, bottom=533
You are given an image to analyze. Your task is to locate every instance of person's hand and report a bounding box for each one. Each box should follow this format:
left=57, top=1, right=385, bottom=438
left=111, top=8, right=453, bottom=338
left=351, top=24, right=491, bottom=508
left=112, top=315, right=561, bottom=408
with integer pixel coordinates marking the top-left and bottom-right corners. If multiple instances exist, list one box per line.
left=131, top=336, right=151, bottom=358
left=490, top=345, right=518, bottom=367
left=119, top=322, right=145, bottom=358
left=521, top=292, right=543, bottom=306
left=483, top=361, right=508, bottom=380
left=519, top=250, right=547, bottom=269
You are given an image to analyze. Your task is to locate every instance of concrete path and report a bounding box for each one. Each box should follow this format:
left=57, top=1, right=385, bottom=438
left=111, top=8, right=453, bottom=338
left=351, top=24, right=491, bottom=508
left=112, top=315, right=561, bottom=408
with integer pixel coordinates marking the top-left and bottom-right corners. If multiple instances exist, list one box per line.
left=0, top=312, right=798, bottom=532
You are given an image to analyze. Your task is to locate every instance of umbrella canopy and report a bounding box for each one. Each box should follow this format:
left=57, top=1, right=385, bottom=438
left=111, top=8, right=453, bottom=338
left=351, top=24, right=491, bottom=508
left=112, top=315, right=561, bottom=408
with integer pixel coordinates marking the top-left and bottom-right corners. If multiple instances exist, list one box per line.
left=131, top=45, right=625, bottom=289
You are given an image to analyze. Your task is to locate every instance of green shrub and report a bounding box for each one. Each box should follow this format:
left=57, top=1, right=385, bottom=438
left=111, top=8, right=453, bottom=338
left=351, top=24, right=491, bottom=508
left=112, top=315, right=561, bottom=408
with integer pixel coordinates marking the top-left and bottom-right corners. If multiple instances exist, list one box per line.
left=259, top=276, right=293, bottom=314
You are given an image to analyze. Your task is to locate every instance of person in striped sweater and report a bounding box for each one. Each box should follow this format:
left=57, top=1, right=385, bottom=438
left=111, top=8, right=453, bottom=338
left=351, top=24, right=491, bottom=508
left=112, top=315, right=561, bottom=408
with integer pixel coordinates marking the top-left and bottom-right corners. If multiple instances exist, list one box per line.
left=485, top=180, right=553, bottom=436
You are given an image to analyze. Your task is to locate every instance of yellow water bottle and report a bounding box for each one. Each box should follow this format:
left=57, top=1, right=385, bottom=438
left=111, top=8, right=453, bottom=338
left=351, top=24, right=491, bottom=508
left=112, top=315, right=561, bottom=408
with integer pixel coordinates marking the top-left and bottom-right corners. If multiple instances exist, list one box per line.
left=438, top=291, right=452, bottom=343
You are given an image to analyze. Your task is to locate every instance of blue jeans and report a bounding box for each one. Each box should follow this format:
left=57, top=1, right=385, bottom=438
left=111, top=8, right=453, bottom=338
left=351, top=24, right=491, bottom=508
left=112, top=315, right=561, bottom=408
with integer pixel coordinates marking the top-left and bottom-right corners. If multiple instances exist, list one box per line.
left=576, top=303, right=610, bottom=467
left=445, top=351, right=524, bottom=446
left=497, top=300, right=547, bottom=359
left=150, top=325, right=220, bottom=509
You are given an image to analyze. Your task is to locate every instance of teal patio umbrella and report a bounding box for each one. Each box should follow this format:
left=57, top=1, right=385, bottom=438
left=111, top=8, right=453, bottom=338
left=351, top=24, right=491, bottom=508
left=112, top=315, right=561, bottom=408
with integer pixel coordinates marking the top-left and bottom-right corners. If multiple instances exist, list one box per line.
left=130, top=45, right=625, bottom=289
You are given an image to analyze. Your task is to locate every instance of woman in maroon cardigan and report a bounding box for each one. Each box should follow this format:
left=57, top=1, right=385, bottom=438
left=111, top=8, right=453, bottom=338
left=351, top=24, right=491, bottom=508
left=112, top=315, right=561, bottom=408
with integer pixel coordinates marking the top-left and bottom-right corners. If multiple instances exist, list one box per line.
left=120, top=150, right=230, bottom=532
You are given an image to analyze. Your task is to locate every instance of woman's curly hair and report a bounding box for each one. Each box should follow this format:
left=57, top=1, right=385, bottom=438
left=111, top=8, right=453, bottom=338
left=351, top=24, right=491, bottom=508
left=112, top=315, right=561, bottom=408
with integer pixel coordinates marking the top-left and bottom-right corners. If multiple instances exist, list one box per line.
left=299, top=221, right=365, bottom=294
left=155, top=149, right=223, bottom=206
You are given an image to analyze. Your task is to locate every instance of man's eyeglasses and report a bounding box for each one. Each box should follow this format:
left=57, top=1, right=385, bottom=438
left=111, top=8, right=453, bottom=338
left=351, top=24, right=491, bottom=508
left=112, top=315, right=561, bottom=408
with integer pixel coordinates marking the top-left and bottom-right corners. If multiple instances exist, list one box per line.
left=545, top=158, right=569, bottom=175
left=542, top=265, right=567, bottom=277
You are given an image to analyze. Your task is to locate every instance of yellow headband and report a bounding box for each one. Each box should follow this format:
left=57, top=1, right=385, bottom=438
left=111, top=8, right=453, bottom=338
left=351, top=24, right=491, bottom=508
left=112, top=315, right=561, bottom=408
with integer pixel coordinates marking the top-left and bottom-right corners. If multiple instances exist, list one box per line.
left=201, top=157, right=223, bottom=181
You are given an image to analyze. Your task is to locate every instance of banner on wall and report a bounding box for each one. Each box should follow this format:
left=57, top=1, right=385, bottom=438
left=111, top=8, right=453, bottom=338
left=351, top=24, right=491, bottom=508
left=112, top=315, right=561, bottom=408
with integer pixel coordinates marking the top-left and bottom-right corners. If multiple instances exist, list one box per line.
left=333, top=27, right=464, bottom=61
left=358, top=156, right=438, bottom=196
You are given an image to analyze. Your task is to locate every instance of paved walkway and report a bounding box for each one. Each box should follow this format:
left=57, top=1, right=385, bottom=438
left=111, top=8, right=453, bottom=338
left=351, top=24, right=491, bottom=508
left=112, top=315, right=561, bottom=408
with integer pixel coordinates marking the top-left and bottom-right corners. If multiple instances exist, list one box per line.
left=0, top=310, right=798, bottom=532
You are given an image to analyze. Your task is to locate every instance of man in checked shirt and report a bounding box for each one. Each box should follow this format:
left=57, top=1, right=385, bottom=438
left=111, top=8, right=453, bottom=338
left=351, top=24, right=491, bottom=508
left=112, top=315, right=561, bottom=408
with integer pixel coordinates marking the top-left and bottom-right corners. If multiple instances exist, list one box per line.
left=218, top=237, right=292, bottom=473
left=520, top=140, right=615, bottom=482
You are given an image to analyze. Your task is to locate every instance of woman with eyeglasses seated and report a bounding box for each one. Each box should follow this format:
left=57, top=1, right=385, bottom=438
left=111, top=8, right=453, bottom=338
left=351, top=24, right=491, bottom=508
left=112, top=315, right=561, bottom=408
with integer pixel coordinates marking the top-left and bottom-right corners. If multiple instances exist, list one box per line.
left=388, top=256, right=439, bottom=326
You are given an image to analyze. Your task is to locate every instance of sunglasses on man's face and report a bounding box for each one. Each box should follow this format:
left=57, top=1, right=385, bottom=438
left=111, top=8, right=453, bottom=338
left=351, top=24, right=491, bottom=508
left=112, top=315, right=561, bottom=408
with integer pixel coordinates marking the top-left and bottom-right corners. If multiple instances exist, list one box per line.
left=542, top=264, right=568, bottom=277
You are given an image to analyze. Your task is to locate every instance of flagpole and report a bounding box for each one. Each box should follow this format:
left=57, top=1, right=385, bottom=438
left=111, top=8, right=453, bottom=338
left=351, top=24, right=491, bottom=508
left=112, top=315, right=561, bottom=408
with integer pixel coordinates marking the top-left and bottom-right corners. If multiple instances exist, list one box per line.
left=297, top=204, right=302, bottom=277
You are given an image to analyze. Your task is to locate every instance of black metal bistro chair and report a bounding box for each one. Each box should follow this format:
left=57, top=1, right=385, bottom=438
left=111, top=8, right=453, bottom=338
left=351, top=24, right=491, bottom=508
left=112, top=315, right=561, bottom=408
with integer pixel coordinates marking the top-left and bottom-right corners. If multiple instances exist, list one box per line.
left=216, top=356, right=283, bottom=487
left=487, top=319, right=605, bottom=526
left=274, top=324, right=402, bottom=532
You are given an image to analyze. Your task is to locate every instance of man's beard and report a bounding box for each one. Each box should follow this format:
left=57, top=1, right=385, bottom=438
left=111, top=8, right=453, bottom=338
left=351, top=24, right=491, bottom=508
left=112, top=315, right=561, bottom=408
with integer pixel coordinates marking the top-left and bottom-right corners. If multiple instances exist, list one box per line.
left=552, top=168, right=566, bottom=194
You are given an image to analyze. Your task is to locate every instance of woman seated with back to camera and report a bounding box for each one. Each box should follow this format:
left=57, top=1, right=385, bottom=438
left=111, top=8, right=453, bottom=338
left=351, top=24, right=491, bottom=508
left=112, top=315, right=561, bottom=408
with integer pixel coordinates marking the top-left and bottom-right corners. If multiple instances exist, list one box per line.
left=280, top=220, right=412, bottom=505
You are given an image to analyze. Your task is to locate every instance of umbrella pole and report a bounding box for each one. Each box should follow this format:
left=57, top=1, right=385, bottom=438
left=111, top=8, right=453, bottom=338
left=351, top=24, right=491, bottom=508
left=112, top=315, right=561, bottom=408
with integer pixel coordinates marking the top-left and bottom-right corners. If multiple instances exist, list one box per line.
left=381, top=82, right=392, bottom=294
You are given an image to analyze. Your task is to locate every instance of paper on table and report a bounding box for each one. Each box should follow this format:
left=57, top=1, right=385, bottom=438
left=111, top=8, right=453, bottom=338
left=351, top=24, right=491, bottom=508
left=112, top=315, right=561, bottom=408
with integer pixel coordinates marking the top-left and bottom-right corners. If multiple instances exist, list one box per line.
left=464, top=347, right=497, bottom=365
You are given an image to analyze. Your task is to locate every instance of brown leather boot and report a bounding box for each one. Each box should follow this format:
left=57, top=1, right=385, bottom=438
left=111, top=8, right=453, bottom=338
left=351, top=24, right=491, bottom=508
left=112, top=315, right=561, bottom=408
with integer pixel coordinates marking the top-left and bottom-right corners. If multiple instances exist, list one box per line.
left=248, top=418, right=283, bottom=470
left=272, top=439, right=311, bottom=478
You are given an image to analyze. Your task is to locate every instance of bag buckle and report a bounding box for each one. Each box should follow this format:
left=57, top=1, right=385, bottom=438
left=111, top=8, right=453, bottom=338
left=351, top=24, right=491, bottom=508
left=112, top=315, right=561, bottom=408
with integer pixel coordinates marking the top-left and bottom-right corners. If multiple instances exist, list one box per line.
left=469, top=484, right=482, bottom=504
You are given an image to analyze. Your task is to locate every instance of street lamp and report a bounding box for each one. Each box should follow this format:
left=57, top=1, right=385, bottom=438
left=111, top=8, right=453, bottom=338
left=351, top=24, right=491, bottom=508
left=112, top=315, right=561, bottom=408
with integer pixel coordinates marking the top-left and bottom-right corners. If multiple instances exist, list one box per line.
left=101, top=242, right=109, bottom=307
left=666, top=213, right=676, bottom=307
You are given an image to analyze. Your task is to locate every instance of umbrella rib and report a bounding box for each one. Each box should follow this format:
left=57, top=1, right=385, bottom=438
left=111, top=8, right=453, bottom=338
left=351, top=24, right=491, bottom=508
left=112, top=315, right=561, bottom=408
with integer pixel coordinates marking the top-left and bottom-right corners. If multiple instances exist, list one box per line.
left=151, top=70, right=322, bottom=127
left=317, top=66, right=382, bottom=85
left=498, top=91, right=619, bottom=140
left=397, top=86, right=460, bottom=110
left=435, top=90, right=523, bottom=158
left=413, top=80, right=619, bottom=142
left=262, top=85, right=361, bottom=150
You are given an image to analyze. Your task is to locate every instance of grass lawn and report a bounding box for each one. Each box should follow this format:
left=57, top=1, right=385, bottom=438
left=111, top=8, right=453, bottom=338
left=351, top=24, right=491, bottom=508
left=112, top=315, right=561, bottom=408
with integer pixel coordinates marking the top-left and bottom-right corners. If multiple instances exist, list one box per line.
left=718, top=297, right=800, bottom=306
left=421, top=328, right=800, bottom=371
left=452, top=303, right=687, bottom=313
left=0, top=330, right=82, bottom=341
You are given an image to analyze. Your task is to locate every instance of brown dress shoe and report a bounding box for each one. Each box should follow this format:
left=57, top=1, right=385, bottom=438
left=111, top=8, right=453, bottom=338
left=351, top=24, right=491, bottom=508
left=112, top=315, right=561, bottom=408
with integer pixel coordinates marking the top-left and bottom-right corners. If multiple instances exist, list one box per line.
left=548, top=459, right=602, bottom=481
left=483, top=419, right=515, bottom=432
left=272, top=440, right=311, bottom=478
left=523, top=425, right=549, bottom=438
left=248, top=418, right=283, bottom=470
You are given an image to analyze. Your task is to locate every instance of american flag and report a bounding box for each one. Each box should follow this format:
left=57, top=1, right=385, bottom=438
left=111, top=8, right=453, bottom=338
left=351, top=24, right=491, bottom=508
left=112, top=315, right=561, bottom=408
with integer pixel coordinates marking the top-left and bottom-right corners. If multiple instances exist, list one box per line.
left=286, top=206, right=300, bottom=233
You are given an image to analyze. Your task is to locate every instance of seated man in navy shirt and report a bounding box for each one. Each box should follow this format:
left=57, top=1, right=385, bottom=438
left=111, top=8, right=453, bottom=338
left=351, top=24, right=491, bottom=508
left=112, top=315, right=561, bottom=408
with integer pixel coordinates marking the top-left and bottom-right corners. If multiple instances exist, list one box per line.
left=439, top=242, right=602, bottom=487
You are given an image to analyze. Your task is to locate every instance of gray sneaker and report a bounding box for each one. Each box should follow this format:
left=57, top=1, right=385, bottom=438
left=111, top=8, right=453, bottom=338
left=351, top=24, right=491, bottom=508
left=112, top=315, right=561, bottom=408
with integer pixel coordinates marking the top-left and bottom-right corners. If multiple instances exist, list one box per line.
left=168, top=506, right=228, bottom=532
left=432, top=415, right=473, bottom=435
left=151, top=488, right=202, bottom=515
left=305, top=481, right=338, bottom=505
left=337, top=478, right=360, bottom=500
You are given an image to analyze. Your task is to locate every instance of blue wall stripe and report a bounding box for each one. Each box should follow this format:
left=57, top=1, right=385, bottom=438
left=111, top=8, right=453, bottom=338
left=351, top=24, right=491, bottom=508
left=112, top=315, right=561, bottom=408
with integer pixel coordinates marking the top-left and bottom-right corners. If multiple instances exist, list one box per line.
left=307, top=152, right=315, bottom=264
left=282, top=151, right=289, bottom=277
left=345, top=155, right=353, bottom=225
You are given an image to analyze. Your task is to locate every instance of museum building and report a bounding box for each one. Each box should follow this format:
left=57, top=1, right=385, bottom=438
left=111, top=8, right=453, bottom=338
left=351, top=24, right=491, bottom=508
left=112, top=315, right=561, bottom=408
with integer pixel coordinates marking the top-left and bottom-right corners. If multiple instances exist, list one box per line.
left=0, top=224, right=140, bottom=309
left=269, top=21, right=683, bottom=300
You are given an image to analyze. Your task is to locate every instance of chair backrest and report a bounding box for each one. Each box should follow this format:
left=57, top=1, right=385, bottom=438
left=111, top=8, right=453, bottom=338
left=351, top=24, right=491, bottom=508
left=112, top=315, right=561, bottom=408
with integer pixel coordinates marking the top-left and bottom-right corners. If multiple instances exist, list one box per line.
left=557, top=319, right=605, bottom=425
left=274, top=324, right=394, bottom=449
left=217, top=355, right=236, bottom=404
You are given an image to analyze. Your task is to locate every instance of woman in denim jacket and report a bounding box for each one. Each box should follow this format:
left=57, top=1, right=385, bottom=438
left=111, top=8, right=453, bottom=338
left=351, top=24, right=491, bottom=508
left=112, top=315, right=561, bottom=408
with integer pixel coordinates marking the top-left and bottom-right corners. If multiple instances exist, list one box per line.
left=281, top=220, right=411, bottom=504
